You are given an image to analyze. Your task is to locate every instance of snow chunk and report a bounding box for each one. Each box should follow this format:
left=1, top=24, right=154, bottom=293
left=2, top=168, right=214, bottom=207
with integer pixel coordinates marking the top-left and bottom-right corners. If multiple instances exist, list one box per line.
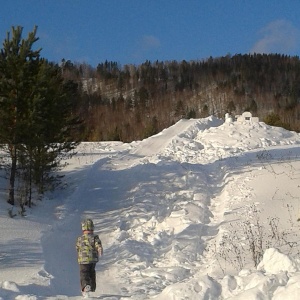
left=257, top=248, right=300, bottom=273
left=1, top=281, right=19, bottom=292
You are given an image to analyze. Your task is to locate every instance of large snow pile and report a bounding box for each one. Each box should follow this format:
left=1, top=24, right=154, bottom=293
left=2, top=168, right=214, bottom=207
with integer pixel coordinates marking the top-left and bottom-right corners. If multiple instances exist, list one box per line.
left=1, top=116, right=300, bottom=299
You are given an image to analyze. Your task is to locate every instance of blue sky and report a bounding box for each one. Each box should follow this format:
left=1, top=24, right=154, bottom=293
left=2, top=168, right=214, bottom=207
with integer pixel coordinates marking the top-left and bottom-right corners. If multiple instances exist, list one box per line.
left=1, top=1, right=300, bottom=67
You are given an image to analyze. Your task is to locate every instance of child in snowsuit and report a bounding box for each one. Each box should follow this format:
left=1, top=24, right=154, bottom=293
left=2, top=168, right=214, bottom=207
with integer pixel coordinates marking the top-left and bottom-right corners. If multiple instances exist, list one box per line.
left=76, top=218, right=103, bottom=297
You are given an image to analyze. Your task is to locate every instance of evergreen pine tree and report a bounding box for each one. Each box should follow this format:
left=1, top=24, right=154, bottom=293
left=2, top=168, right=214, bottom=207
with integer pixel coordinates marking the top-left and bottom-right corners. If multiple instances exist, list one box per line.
left=0, top=26, right=79, bottom=207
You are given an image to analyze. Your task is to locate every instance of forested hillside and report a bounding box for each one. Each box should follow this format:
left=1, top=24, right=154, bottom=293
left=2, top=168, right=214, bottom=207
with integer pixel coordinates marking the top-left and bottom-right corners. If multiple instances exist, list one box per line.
left=62, top=54, right=300, bottom=142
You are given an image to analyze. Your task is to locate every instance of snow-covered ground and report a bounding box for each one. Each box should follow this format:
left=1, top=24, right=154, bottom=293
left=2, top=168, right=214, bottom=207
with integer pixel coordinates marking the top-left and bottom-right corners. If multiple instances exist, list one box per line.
left=1, top=116, right=300, bottom=299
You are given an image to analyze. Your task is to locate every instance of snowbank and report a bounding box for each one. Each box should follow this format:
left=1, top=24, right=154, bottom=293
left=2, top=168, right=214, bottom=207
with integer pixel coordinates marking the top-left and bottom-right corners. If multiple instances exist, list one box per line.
left=1, top=117, right=300, bottom=299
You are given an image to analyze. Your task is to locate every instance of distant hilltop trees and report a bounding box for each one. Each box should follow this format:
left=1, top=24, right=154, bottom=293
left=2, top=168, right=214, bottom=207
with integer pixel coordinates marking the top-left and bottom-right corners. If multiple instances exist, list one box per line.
left=61, top=54, right=300, bottom=142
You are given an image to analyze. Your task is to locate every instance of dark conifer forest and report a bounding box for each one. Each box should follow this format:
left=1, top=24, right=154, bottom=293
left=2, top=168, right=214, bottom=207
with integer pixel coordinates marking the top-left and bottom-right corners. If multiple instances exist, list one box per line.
left=62, top=54, right=300, bottom=142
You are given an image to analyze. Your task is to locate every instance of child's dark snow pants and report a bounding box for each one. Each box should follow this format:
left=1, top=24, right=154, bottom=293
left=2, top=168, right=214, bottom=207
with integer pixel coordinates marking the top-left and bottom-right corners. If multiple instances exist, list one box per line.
left=79, top=263, right=96, bottom=292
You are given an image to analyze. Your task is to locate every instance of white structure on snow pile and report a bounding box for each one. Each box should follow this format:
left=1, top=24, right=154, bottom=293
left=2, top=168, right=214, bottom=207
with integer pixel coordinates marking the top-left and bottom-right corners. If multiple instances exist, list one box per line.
left=235, top=112, right=259, bottom=123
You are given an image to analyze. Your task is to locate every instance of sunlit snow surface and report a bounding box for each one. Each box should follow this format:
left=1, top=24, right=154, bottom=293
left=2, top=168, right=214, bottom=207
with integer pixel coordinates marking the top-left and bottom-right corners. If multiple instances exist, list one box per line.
left=1, top=116, right=300, bottom=299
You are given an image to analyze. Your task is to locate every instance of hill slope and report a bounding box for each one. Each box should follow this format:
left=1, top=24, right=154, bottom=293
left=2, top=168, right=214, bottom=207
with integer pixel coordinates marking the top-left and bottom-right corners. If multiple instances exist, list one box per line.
left=1, top=117, right=300, bottom=299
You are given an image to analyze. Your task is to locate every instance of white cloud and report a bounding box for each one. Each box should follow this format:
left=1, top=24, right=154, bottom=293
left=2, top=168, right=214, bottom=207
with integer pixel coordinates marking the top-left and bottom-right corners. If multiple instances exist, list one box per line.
left=132, top=35, right=161, bottom=62
left=140, top=35, right=161, bottom=51
left=251, top=19, right=300, bottom=54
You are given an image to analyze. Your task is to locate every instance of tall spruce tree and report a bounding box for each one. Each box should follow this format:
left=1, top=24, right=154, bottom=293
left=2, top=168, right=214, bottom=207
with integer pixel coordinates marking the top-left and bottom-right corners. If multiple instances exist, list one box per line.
left=0, top=26, right=79, bottom=207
